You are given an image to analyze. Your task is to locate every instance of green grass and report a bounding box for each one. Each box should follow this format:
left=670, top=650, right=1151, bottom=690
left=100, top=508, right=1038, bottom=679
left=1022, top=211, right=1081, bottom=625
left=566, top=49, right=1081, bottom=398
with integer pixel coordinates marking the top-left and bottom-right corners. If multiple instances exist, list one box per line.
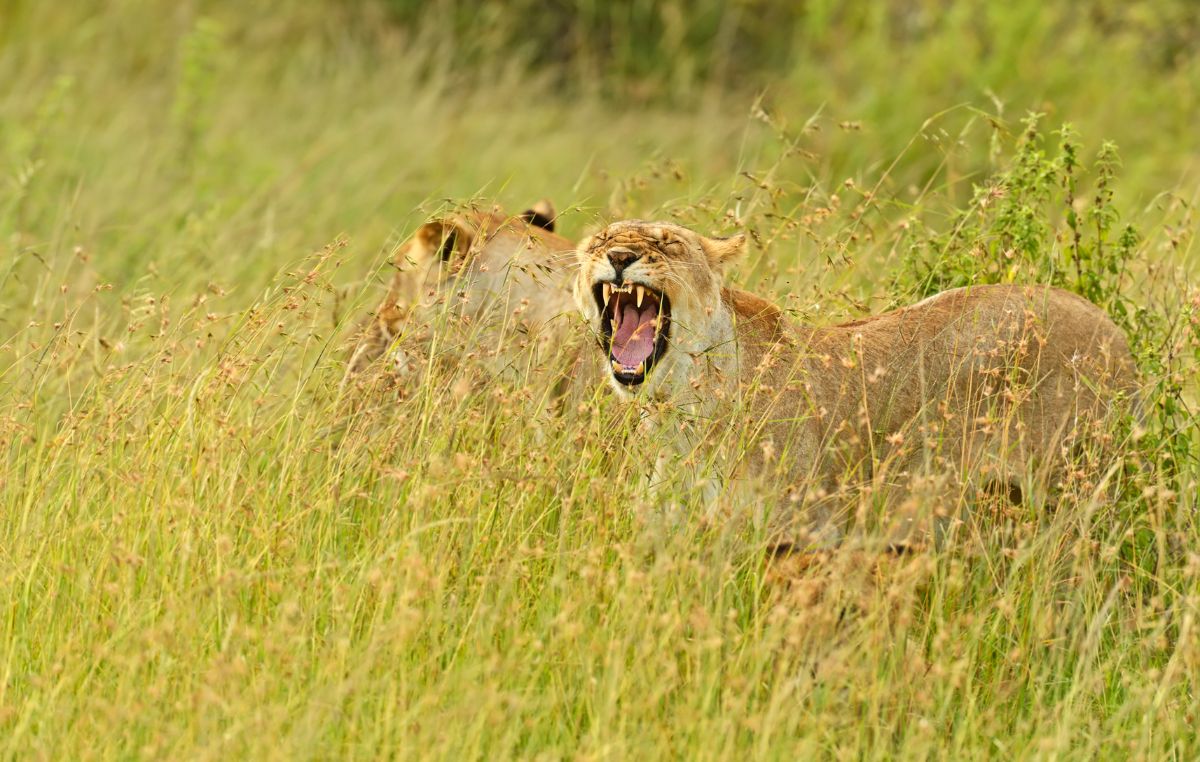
left=2, top=0, right=1199, bottom=758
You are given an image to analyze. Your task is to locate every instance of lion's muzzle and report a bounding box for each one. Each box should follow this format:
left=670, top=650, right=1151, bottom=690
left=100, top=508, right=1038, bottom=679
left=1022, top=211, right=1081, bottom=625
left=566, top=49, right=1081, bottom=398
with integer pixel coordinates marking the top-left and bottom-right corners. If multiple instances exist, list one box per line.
left=592, top=281, right=671, bottom=387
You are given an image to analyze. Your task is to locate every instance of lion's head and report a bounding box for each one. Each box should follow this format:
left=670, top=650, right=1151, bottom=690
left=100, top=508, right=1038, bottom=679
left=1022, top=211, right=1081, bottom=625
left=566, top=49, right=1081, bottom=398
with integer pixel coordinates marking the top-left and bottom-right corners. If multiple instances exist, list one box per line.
left=347, top=201, right=576, bottom=377
left=573, top=220, right=746, bottom=396
left=385, top=200, right=570, bottom=328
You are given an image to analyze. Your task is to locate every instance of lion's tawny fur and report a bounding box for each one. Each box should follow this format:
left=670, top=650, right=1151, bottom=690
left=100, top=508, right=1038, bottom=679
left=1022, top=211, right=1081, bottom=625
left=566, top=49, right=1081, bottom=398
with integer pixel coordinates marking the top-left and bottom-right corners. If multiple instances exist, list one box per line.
left=574, top=220, right=1138, bottom=546
left=345, top=203, right=577, bottom=379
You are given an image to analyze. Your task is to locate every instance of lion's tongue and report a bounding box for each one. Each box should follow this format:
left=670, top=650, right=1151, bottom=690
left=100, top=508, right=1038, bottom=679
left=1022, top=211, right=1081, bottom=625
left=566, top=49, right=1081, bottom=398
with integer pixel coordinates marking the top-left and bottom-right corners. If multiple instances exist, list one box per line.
left=611, top=301, right=657, bottom=368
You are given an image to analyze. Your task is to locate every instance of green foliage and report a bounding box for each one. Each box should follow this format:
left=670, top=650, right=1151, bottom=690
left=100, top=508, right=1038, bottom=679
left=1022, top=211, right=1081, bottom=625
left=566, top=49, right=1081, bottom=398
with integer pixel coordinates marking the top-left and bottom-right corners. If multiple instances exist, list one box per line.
left=375, top=0, right=1200, bottom=102
left=377, top=0, right=801, bottom=96
left=172, top=17, right=224, bottom=162
left=899, top=115, right=1118, bottom=299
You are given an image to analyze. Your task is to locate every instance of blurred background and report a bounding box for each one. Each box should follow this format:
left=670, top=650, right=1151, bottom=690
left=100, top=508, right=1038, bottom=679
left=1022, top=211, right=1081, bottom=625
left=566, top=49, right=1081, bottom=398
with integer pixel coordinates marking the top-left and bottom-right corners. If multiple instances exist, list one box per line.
left=3, top=0, right=1197, bottom=307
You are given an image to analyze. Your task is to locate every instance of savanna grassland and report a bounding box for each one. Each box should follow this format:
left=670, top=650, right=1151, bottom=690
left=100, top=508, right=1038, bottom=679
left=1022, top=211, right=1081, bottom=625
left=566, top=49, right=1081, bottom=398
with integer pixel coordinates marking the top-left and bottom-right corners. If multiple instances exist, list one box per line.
left=2, top=1, right=1200, bottom=758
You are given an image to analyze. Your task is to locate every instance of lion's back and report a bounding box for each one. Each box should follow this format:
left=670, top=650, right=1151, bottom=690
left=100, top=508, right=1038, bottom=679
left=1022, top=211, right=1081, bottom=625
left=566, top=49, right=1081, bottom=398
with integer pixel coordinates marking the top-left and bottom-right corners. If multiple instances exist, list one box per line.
left=894, top=284, right=1135, bottom=392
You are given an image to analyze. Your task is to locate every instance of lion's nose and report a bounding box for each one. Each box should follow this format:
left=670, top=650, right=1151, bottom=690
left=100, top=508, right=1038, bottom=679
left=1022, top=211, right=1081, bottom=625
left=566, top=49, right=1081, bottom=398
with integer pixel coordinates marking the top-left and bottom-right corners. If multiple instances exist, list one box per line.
left=606, top=247, right=640, bottom=277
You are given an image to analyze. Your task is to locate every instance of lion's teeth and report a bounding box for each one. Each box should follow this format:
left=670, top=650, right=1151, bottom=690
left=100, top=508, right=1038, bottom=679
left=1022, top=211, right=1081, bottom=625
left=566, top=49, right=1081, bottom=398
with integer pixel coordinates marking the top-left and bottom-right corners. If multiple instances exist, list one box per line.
left=602, top=283, right=612, bottom=302
left=611, top=360, right=621, bottom=374
left=635, top=361, right=644, bottom=375
left=636, top=286, right=644, bottom=307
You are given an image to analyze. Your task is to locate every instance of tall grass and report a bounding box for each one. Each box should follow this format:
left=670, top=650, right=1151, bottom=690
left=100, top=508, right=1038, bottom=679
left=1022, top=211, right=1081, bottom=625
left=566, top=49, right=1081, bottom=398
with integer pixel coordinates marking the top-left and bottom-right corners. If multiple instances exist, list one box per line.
left=1, top=0, right=1198, bottom=757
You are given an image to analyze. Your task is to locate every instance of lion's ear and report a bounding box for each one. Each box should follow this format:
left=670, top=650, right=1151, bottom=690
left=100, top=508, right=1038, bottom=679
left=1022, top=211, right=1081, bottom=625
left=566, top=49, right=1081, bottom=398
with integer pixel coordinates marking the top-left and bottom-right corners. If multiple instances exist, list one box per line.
left=520, top=199, right=557, bottom=232
left=406, top=218, right=472, bottom=267
left=700, top=233, right=747, bottom=272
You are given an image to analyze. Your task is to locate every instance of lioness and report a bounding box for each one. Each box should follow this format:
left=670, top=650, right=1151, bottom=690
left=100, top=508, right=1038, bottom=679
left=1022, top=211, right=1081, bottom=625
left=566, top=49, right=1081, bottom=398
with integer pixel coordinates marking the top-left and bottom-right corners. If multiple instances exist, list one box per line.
left=573, top=220, right=1137, bottom=548
left=345, top=201, right=577, bottom=382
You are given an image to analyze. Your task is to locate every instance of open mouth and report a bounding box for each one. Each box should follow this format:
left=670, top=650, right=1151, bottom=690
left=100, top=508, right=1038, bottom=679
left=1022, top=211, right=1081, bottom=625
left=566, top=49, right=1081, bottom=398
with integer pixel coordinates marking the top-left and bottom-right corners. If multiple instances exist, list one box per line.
left=592, top=281, right=671, bottom=386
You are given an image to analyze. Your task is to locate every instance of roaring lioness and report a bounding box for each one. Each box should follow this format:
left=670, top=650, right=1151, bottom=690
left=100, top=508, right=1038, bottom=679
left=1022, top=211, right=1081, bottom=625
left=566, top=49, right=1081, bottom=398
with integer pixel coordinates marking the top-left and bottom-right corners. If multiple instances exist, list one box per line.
left=345, top=201, right=577, bottom=381
left=573, top=220, right=1138, bottom=547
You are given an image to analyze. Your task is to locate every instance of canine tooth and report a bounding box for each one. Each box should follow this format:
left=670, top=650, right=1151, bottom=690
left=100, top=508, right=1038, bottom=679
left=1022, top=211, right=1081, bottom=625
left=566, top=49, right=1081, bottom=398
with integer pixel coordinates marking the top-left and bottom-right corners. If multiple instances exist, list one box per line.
left=636, top=286, right=644, bottom=307
left=635, top=361, right=644, bottom=375
left=602, top=283, right=612, bottom=302
left=611, top=360, right=622, bottom=374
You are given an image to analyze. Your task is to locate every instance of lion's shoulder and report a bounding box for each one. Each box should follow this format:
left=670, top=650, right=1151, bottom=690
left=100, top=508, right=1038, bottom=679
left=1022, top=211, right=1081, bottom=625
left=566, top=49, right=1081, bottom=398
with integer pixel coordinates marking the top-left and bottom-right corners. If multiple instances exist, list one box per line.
left=723, top=287, right=789, bottom=344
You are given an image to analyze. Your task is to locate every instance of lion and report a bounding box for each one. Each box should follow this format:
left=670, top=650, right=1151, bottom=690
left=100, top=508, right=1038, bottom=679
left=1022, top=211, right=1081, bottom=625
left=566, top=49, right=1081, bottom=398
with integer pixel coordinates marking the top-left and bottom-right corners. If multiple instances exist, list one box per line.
left=344, top=200, right=578, bottom=386
left=573, top=219, right=1138, bottom=549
